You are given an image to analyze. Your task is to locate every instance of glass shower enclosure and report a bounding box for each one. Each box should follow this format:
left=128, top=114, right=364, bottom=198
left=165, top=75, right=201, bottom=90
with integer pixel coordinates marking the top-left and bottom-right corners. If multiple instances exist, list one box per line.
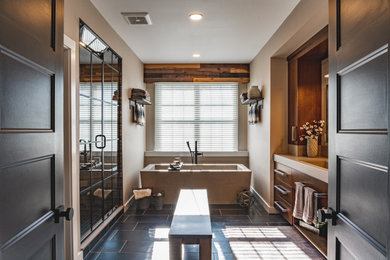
left=79, top=22, right=122, bottom=241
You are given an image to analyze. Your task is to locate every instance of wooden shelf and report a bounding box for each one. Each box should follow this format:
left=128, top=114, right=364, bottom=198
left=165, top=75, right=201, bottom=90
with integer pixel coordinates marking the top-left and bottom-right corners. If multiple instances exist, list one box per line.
left=294, top=224, right=327, bottom=258
left=241, top=98, right=263, bottom=105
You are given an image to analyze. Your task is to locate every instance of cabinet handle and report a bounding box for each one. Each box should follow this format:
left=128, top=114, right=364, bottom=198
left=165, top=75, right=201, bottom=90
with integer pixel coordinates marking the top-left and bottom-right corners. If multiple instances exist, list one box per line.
left=274, top=185, right=290, bottom=195
left=274, top=201, right=288, bottom=212
left=274, top=169, right=287, bottom=177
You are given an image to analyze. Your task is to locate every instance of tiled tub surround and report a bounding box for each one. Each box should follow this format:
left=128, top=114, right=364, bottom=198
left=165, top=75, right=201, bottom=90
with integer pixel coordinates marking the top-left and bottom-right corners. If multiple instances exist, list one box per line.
left=140, top=164, right=251, bottom=204
left=84, top=202, right=324, bottom=260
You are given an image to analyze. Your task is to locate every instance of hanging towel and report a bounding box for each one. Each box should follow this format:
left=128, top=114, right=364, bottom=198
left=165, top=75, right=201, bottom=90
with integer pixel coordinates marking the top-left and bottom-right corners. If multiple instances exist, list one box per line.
left=302, top=187, right=316, bottom=224
left=136, top=104, right=145, bottom=126
left=240, top=92, right=248, bottom=103
left=293, top=182, right=305, bottom=219
left=313, top=194, right=319, bottom=225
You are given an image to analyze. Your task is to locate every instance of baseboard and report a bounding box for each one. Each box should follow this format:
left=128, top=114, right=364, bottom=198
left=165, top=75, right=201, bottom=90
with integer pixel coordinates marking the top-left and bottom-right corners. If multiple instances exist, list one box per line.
left=250, top=186, right=279, bottom=214
left=124, top=194, right=135, bottom=212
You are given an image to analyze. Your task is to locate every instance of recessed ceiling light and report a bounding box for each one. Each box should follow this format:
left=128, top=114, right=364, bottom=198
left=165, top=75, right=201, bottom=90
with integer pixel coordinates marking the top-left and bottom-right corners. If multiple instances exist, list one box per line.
left=192, top=53, right=200, bottom=58
left=189, top=13, right=203, bottom=21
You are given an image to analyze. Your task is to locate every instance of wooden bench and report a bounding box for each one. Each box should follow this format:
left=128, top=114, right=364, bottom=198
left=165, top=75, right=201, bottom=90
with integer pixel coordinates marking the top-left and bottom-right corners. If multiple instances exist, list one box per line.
left=169, top=189, right=212, bottom=260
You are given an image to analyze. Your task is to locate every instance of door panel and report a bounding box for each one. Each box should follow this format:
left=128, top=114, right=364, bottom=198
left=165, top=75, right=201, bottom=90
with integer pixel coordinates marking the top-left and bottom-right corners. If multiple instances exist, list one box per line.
left=328, top=0, right=389, bottom=259
left=338, top=51, right=387, bottom=131
left=0, top=156, right=54, bottom=244
left=338, top=157, right=388, bottom=246
left=0, top=0, right=64, bottom=259
left=0, top=50, right=53, bottom=130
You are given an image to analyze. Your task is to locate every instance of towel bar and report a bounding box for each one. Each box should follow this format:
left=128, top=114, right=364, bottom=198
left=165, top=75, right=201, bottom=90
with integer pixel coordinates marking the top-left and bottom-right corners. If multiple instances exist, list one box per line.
left=314, top=193, right=328, bottom=198
left=294, top=182, right=328, bottom=198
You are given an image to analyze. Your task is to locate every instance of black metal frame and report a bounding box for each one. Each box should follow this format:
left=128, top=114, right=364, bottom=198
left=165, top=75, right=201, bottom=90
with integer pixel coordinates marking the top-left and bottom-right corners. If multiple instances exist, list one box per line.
left=79, top=20, right=123, bottom=242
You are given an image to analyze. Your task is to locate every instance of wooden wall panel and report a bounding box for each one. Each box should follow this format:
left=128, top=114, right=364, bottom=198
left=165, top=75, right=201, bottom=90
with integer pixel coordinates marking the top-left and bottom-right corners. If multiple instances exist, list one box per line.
left=144, top=63, right=250, bottom=83
left=287, top=26, right=328, bottom=145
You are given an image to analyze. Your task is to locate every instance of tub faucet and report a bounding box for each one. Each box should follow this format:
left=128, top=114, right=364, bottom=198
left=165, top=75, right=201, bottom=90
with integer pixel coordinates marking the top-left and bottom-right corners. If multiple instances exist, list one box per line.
left=186, top=141, right=203, bottom=164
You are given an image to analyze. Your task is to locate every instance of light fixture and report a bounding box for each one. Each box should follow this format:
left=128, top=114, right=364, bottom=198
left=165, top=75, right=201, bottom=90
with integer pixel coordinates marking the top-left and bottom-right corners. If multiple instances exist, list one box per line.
left=324, top=74, right=329, bottom=78
left=192, top=53, right=200, bottom=58
left=189, top=12, right=203, bottom=21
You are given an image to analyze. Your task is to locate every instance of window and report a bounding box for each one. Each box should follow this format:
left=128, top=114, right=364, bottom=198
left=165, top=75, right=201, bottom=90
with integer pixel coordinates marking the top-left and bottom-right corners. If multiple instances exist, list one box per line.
left=155, top=83, right=238, bottom=151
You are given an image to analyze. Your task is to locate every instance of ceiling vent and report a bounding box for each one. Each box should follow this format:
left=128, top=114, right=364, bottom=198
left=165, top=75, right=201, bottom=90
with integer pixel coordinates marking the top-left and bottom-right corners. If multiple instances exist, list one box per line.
left=121, top=12, right=152, bottom=25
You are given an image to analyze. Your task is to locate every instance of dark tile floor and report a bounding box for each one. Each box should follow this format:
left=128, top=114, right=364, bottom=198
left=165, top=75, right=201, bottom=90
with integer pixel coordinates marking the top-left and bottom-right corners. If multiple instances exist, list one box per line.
left=84, top=201, right=306, bottom=260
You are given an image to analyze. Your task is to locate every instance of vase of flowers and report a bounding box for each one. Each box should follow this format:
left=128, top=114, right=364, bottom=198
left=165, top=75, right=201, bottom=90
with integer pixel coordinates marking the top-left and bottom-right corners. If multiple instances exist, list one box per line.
left=299, top=120, right=325, bottom=157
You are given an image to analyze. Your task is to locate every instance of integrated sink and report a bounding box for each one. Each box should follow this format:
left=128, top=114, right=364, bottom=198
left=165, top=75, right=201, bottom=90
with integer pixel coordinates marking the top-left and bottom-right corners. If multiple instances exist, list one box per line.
left=274, top=154, right=328, bottom=183
left=297, top=157, right=328, bottom=169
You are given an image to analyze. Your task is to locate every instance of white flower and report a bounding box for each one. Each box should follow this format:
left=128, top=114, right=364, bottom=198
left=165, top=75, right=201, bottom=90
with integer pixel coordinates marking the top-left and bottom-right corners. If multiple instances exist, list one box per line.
left=300, top=137, right=304, bottom=141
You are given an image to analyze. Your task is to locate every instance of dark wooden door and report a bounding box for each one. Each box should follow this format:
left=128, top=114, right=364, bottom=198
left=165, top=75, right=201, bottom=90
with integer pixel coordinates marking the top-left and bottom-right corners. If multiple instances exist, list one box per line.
left=328, top=0, right=389, bottom=259
left=0, top=0, right=64, bottom=259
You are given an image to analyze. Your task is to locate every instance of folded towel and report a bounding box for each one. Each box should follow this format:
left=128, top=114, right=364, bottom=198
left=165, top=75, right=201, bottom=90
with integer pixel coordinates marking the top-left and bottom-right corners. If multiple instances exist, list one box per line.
left=129, top=88, right=150, bottom=101
left=302, top=187, right=316, bottom=224
left=293, top=182, right=305, bottom=219
left=134, top=188, right=152, bottom=200
left=93, top=188, right=112, bottom=199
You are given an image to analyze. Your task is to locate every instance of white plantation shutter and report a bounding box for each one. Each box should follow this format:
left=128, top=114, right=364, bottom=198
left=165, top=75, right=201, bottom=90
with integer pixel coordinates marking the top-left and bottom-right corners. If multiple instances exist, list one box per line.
left=155, top=83, right=238, bottom=151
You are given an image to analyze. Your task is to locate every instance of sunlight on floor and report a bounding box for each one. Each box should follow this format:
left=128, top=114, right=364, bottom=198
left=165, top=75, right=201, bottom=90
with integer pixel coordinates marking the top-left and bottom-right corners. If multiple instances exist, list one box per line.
left=230, top=241, right=311, bottom=260
left=151, top=241, right=169, bottom=260
left=223, top=226, right=287, bottom=239
left=151, top=227, right=170, bottom=239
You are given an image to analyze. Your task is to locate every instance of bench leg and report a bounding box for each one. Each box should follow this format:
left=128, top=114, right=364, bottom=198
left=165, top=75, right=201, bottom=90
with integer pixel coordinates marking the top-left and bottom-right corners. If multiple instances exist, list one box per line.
left=199, top=238, right=212, bottom=260
left=169, top=238, right=182, bottom=260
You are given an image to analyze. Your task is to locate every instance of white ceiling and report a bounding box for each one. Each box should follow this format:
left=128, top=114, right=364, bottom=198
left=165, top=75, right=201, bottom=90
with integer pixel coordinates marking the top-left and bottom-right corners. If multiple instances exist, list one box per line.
left=91, top=0, right=300, bottom=63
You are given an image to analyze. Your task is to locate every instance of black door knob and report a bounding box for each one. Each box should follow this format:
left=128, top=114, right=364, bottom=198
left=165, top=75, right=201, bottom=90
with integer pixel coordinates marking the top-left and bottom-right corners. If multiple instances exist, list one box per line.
left=317, top=208, right=337, bottom=225
left=54, top=206, right=74, bottom=223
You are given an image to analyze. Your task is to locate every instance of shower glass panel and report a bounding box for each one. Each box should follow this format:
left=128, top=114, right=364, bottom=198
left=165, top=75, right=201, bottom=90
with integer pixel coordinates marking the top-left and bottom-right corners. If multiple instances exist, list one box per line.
left=79, top=21, right=122, bottom=241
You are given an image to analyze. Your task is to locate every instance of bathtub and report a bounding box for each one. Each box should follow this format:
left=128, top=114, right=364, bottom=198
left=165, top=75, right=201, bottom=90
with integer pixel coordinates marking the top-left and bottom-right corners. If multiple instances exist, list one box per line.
left=140, top=164, right=252, bottom=204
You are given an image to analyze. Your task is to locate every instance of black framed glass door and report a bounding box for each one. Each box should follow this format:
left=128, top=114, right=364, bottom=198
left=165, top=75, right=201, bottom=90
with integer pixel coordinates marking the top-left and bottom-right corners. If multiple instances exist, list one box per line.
left=79, top=22, right=122, bottom=241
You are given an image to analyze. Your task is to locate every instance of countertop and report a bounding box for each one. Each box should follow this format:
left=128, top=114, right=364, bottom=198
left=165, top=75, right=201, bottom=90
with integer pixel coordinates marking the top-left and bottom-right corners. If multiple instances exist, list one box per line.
left=274, top=154, right=328, bottom=183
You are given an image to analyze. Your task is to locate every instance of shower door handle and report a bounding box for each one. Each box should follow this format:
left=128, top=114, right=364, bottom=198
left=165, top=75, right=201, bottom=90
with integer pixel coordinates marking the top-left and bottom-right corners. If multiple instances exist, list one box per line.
left=95, top=134, right=106, bottom=149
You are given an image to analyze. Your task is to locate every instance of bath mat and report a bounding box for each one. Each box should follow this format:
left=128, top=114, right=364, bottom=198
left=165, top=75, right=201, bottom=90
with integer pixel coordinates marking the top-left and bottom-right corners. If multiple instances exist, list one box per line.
left=225, top=226, right=325, bottom=260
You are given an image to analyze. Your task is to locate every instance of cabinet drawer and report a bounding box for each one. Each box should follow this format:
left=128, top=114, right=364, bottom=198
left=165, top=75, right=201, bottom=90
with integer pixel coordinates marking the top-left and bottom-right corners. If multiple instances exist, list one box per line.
left=274, top=163, right=293, bottom=186
left=274, top=199, right=293, bottom=225
left=274, top=183, right=293, bottom=205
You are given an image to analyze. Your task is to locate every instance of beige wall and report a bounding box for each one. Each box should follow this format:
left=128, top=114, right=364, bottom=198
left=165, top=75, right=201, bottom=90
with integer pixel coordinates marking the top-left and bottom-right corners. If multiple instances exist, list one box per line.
left=248, top=0, right=328, bottom=212
left=64, top=0, right=145, bottom=205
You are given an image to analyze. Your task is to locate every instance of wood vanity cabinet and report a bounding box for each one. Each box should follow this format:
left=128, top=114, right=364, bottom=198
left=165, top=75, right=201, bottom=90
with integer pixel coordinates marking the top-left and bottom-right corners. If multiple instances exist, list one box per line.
left=273, top=161, right=328, bottom=257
